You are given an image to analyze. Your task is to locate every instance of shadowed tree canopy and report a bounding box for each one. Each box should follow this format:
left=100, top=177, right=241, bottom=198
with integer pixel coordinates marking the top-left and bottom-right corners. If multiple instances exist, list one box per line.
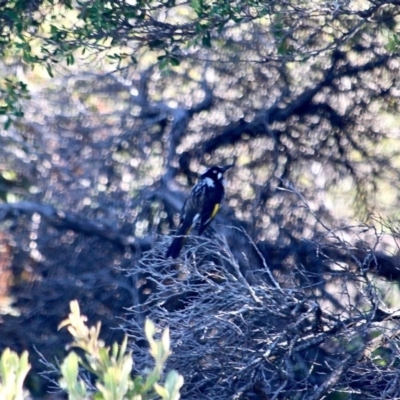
left=1, top=0, right=400, bottom=398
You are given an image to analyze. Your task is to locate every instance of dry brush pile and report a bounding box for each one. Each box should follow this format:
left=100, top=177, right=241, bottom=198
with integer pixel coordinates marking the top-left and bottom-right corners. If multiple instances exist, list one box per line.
left=127, top=216, right=400, bottom=400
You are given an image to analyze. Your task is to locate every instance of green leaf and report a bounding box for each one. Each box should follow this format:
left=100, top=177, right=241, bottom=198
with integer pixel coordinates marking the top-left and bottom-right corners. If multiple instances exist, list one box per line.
left=164, top=370, right=184, bottom=394
left=0, top=349, right=31, bottom=398
left=154, top=383, right=168, bottom=399
left=46, top=64, right=54, bottom=78
left=4, top=118, right=12, bottom=130
left=190, top=0, right=203, bottom=14
left=66, top=54, right=75, bottom=65
left=60, top=352, right=80, bottom=386
left=169, top=57, right=180, bottom=66
left=159, top=58, right=169, bottom=70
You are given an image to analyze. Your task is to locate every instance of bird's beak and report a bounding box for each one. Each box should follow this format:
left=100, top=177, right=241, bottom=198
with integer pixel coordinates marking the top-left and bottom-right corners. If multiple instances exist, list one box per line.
left=221, top=164, right=234, bottom=172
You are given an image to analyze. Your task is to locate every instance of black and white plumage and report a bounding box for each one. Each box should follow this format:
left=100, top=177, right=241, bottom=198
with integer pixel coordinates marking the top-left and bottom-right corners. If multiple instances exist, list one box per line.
left=166, top=164, right=234, bottom=258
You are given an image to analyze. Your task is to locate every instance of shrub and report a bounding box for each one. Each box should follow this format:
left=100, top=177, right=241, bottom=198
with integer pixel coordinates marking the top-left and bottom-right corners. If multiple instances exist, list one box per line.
left=0, top=300, right=183, bottom=400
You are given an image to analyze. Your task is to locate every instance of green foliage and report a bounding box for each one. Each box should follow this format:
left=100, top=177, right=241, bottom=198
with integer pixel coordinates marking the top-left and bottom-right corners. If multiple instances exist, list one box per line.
left=0, top=301, right=182, bottom=400
left=387, top=33, right=400, bottom=53
left=60, top=353, right=87, bottom=400
left=0, top=0, right=274, bottom=126
left=58, top=300, right=183, bottom=400
left=0, top=348, right=31, bottom=400
left=0, top=0, right=398, bottom=126
left=0, top=78, right=30, bottom=128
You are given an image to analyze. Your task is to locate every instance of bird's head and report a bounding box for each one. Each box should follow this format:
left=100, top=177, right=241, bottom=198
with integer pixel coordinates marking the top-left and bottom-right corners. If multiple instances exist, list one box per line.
left=201, top=164, right=234, bottom=182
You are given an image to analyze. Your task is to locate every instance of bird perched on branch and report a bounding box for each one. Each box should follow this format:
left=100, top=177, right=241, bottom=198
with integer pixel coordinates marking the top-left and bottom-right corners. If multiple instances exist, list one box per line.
left=166, top=164, right=234, bottom=258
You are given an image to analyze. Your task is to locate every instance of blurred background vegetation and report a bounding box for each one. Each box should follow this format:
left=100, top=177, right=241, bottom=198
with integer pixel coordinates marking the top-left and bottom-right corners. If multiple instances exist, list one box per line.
left=1, top=0, right=400, bottom=398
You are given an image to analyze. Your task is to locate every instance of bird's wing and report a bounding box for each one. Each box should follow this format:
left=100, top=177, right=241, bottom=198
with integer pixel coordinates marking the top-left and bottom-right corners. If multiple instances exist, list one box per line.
left=201, top=203, right=220, bottom=227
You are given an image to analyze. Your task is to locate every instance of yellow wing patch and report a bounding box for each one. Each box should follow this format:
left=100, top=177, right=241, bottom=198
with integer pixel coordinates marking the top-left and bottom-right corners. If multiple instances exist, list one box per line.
left=210, top=203, right=220, bottom=220
left=203, top=203, right=220, bottom=226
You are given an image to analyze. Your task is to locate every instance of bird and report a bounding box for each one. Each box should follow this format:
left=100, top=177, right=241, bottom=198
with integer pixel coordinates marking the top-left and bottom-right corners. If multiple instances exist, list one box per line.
left=166, top=164, right=234, bottom=258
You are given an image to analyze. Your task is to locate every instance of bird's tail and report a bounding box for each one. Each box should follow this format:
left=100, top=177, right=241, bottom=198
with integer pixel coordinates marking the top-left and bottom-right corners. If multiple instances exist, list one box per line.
left=166, top=223, right=192, bottom=258
left=166, top=235, right=186, bottom=258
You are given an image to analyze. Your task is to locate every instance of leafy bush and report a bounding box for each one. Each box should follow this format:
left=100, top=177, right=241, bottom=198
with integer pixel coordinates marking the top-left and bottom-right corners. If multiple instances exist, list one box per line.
left=0, top=348, right=30, bottom=400
left=57, top=300, right=183, bottom=400
left=0, top=301, right=183, bottom=400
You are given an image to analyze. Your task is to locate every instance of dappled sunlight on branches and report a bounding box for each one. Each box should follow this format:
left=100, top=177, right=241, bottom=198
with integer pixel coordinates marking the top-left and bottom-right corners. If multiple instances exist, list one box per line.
left=0, top=0, right=400, bottom=397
